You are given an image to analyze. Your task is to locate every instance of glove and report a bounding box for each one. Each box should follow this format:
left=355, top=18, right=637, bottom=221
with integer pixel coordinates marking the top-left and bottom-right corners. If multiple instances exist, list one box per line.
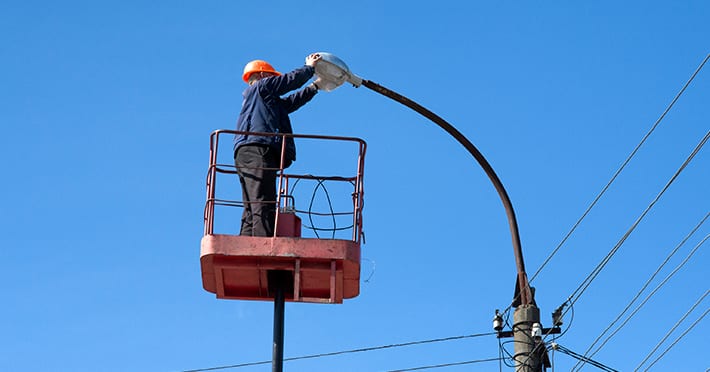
left=305, top=53, right=322, bottom=67
left=311, top=77, right=324, bottom=90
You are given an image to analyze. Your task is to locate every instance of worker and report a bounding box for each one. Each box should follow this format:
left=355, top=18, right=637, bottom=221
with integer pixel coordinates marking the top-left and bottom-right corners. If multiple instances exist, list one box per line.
left=233, top=54, right=322, bottom=237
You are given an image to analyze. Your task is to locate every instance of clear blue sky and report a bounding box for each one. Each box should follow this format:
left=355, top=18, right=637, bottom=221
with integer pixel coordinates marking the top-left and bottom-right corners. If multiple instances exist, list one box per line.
left=1, top=1, right=708, bottom=371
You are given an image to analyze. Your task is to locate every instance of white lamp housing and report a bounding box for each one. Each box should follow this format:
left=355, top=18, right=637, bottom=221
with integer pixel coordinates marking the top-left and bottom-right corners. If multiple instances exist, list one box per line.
left=310, top=52, right=362, bottom=92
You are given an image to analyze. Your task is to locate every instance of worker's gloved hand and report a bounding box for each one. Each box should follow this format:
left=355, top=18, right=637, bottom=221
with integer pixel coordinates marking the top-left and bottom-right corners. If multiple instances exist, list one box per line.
left=312, top=77, right=324, bottom=90
left=305, top=53, right=322, bottom=67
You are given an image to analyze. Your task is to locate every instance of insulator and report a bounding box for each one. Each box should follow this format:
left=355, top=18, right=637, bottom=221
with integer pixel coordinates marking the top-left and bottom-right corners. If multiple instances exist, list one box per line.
left=552, top=309, right=563, bottom=327
left=552, top=302, right=567, bottom=327
left=493, top=309, right=504, bottom=331
left=532, top=322, right=542, bottom=338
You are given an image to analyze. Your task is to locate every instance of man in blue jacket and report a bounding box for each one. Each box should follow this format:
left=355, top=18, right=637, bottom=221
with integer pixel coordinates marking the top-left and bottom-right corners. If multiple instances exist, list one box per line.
left=233, top=54, right=322, bottom=237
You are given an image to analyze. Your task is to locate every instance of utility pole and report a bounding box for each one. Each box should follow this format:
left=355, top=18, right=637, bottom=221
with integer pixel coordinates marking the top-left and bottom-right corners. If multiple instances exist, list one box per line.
left=496, top=301, right=558, bottom=371
left=513, top=304, right=541, bottom=371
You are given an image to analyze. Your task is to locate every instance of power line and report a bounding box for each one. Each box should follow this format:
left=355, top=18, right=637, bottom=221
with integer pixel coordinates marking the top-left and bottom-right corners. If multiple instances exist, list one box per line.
left=576, top=233, right=708, bottom=369
left=566, top=130, right=709, bottom=311
left=549, top=343, right=619, bottom=372
left=635, top=290, right=709, bottom=371
left=500, top=53, right=710, bottom=318
left=523, top=130, right=710, bottom=368
left=511, top=57, right=710, bottom=362
left=182, top=332, right=496, bottom=372
left=529, top=53, right=710, bottom=285
left=501, top=56, right=709, bottom=371
left=641, top=307, right=708, bottom=371
left=387, top=357, right=503, bottom=371
left=572, top=215, right=709, bottom=370
left=498, top=337, right=505, bottom=371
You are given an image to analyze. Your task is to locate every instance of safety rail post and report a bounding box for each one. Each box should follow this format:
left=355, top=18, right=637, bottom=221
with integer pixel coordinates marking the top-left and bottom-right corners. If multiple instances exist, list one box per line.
left=274, top=133, right=288, bottom=235
left=204, top=131, right=220, bottom=235
left=355, top=141, right=366, bottom=242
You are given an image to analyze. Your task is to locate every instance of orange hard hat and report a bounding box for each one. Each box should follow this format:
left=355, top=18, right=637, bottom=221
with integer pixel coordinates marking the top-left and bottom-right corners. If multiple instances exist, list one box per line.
left=242, top=60, right=281, bottom=83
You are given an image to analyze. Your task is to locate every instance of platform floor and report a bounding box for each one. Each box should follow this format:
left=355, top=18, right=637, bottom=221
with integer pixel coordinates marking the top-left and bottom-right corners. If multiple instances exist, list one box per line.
left=200, top=234, right=361, bottom=303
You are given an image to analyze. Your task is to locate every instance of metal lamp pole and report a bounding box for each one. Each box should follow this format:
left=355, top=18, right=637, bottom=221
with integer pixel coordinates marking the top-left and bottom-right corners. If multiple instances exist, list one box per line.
left=360, top=80, right=542, bottom=371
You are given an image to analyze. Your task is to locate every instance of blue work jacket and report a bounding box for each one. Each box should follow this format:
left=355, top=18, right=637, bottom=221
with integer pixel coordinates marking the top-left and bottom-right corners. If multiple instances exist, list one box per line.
left=233, top=65, right=318, bottom=165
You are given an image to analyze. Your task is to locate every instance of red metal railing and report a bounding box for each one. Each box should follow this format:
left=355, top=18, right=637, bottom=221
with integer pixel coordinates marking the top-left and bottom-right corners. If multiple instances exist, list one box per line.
left=204, top=129, right=366, bottom=242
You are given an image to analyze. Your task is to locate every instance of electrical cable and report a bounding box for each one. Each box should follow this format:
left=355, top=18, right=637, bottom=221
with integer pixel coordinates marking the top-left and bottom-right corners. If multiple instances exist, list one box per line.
left=581, top=232, right=709, bottom=366
left=565, top=130, right=709, bottom=311
left=307, top=178, right=337, bottom=238
left=549, top=343, right=619, bottom=372
left=573, top=215, right=709, bottom=370
left=182, top=332, right=496, bottom=372
left=498, top=53, right=710, bottom=318
left=499, top=320, right=564, bottom=371
left=520, top=130, right=709, bottom=370
left=550, top=335, right=556, bottom=372
left=502, top=306, right=512, bottom=330
left=634, top=290, right=709, bottom=371
left=361, top=257, right=376, bottom=283
left=498, top=337, right=504, bottom=372
left=386, top=357, right=504, bottom=371
left=641, top=307, right=708, bottom=371
left=529, top=53, right=710, bottom=287
left=498, top=340, right=519, bottom=368
left=550, top=317, right=571, bottom=372
left=289, top=177, right=355, bottom=239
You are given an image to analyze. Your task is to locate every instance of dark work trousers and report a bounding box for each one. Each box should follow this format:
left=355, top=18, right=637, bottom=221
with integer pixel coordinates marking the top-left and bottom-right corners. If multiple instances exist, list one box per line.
left=234, top=144, right=282, bottom=237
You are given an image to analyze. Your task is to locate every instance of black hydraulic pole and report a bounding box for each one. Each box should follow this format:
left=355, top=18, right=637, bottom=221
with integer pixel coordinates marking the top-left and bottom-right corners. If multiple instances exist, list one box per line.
left=272, top=286, right=285, bottom=372
left=269, top=271, right=289, bottom=372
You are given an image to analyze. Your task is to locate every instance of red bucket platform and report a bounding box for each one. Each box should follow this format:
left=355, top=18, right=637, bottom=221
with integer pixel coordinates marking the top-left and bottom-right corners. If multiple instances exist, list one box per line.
left=200, top=235, right=360, bottom=303
left=200, top=130, right=367, bottom=305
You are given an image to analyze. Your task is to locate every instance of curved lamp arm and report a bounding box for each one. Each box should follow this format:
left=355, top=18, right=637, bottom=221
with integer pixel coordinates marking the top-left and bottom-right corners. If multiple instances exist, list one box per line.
left=361, top=79, right=533, bottom=306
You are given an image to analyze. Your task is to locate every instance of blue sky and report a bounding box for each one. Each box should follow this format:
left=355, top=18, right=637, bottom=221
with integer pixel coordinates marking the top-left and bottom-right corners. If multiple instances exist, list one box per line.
left=1, top=1, right=708, bottom=371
